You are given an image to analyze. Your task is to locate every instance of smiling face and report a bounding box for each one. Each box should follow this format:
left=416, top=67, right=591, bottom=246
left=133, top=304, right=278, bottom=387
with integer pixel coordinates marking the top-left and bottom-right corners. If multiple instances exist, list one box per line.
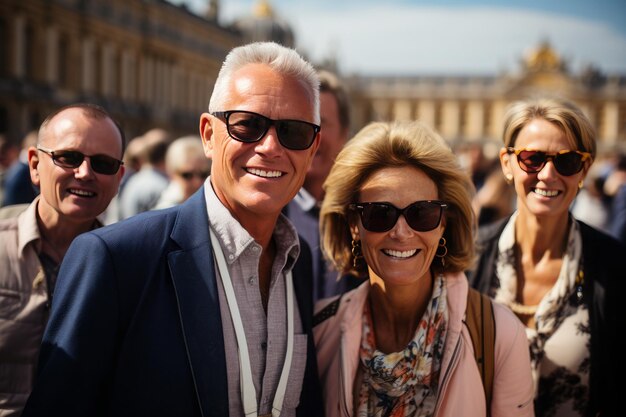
left=500, top=117, right=588, bottom=220
left=200, top=63, right=320, bottom=224
left=352, top=165, right=445, bottom=289
left=29, top=107, right=124, bottom=226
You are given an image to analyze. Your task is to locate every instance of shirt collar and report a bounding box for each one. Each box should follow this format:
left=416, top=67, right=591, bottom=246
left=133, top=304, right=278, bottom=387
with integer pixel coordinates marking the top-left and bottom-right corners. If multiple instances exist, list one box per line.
left=18, top=197, right=43, bottom=256
left=292, top=187, right=318, bottom=212
left=204, top=179, right=300, bottom=268
left=17, top=196, right=103, bottom=256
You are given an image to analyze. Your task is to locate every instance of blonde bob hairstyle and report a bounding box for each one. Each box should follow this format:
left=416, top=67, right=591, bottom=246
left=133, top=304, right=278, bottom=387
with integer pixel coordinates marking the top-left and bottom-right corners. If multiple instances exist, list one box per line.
left=320, top=120, right=476, bottom=277
left=502, top=98, right=597, bottom=162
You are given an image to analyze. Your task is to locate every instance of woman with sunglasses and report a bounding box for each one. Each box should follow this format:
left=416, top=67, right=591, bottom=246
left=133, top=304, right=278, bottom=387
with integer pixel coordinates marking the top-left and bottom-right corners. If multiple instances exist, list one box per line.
left=469, top=98, right=626, bottom=417
left=314, top=120, right=534, bottom=417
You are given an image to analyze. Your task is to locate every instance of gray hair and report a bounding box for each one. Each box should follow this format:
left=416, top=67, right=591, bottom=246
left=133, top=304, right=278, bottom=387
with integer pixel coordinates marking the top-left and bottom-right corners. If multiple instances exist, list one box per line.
left=165, top=135, right=208, bottom=174
left=208, top=42, right=320, bottom=124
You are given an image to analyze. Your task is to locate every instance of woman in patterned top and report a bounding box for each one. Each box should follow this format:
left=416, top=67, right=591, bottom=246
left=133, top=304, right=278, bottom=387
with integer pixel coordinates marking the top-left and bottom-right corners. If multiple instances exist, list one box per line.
left=468, top=98, right=626, bottom=417
left=314, top=120, right=534, bottom=417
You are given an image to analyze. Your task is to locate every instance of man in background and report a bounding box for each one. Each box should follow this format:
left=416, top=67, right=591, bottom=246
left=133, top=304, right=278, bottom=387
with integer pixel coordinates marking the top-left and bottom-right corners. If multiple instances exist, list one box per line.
left=286, top=69, right=360, bottom=301
left=153, top=135, right=211, bottom=210
left=117, top=128, right=171, bottom=218
left=0, top=135, right=19, bottom=206
left=2, top=131, right=39, bottom=207
left=0, top=103, right=125, bottom=416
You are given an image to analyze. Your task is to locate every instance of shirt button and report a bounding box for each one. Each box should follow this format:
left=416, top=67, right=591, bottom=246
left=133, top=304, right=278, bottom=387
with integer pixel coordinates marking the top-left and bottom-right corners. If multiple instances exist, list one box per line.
left=228, top=254, right=234, bottom=260
left=252, top=246, right=259, bottom=252
left=248, top=277, right=255, bottom=285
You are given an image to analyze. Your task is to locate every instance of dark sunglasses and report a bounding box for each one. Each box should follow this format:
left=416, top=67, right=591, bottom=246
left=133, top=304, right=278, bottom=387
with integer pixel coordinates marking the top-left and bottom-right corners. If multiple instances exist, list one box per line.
left=507, top=148, right=591, bottom=176
left=349, top=200, right=448, bottom=233
left=37, top=146, right=123, bottom=175
left=179, top=171, right=209, bottom=180
left=212, top=110, right=320, bottom=151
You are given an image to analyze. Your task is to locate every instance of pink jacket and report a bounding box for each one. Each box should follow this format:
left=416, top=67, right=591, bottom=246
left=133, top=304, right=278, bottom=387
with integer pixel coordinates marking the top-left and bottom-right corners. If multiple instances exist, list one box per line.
left=313, top=272, right=535, bottom=417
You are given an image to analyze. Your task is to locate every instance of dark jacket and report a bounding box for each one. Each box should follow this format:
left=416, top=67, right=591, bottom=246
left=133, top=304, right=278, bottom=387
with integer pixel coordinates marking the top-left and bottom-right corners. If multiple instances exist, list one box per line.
left=467, top=215, right=626, bottom=417
left=23, top=189, right=323, bottom=417
left=1, top=162, right=37, bottom=207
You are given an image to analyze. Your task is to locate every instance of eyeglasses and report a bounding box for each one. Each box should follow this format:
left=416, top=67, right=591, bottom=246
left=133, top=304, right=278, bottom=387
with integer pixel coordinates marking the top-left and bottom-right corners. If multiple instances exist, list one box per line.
left=211, top=110, right=320, bottom=151
left=37, top=146, right=123, bottom=175
left=507, top=148, right=591, bottom=176
left=179, top=171, right=209, bottom=180
left=349, top=200, right=448, bottom=233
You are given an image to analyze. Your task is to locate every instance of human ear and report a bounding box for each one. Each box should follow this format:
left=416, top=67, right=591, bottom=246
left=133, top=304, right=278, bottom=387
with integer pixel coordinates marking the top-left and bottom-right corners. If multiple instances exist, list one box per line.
left=199, top=113, right=214, bottom=158
left=499, top=147, right=513, bottom=182
left=27, top=146, right=41, bottom=187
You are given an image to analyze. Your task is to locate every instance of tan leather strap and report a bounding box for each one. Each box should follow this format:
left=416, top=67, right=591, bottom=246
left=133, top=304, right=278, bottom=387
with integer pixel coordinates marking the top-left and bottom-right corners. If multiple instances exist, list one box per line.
left=465, top=288, right=495, bottom=417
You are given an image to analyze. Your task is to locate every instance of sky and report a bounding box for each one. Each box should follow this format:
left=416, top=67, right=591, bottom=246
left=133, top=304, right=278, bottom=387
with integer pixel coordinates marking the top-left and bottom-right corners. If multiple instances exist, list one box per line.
left=172, top=0, right=626, bottom=76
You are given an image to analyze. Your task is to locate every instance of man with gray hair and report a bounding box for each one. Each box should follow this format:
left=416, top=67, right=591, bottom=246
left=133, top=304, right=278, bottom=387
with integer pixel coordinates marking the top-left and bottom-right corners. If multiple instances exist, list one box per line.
left=24, top=42, right=323, bottom=417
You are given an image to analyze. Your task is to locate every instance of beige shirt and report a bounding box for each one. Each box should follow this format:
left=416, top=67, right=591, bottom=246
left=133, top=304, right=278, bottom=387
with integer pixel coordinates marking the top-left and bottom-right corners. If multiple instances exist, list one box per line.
left=204, top=181, right=308, bottom=417
left=0, top=198, right=49, bottom=416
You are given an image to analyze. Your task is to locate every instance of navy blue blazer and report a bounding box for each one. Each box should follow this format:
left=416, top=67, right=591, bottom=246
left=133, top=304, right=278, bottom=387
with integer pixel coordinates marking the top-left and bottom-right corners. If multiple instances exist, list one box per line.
left=23, top=189, right=323, bottom=417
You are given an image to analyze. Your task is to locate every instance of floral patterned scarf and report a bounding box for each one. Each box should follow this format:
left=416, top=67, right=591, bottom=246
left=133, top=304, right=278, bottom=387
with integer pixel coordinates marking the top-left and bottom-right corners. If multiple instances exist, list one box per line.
left=356, top=273, right=448, bottom=417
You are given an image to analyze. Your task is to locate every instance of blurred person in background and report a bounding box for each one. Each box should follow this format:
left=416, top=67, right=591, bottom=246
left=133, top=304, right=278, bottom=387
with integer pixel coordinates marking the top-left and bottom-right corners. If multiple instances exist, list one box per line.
left=570, top=162, right=611, bottom=232
left=0, top=135, right=19, bottom=207
left=153, top=135, right=210, bottom=209
left=606, top=154, right=626, bottom=243
left=118, top=128, right=171, bottom=218
left=0, top=103, right=125, bottom=416
left=286, top=69, right=360, bottom=301
left=459, top=141, right=516, bottom=226
left=457, top=141, right=492, bottom=192
left=468, top=98, right=625, bottom=417
left=2, top=131, right=39, bottom=207
left=119, top=134, right=146, bottom=192
left=103, top=134, right=146, bottom=224
left=315, top=120, right=533, bottom=417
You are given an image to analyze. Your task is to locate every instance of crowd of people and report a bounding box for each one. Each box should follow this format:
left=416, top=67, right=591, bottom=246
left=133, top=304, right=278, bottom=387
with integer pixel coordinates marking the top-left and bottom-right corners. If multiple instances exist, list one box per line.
left=0, top=41, right=624, bottom=417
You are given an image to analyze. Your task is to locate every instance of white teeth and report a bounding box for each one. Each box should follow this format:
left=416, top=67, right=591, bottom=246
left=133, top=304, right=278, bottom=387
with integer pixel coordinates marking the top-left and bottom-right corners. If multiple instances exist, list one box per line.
left=69, top=189, right=95, bottom=197
left=383, top=249, right=417, bottom=258
left=534, top=188, right=559, bottom=197
left=247, top=168, right=282, bottom=178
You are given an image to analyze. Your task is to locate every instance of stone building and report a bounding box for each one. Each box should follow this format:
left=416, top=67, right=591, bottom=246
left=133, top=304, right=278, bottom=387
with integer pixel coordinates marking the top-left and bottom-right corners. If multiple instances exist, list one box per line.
left=347, top=41, right=626, bottom=152
left=233, top=0, right=294, bottom=48
left=1, top=1, right=625, bottom=154
left=0, top=0, right=240, bottom=141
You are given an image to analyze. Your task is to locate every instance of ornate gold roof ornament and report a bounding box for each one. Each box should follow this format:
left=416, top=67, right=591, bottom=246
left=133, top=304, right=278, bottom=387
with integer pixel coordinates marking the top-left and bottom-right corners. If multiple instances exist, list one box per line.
left=254, top=0, right=275, bottom=18
left=524, top=40, right=563, bottom=72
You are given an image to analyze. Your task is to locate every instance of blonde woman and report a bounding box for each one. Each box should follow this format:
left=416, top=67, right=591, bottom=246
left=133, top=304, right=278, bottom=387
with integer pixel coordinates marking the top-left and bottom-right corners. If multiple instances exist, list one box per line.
left=469, top=98, right=626, bottom=417
left=315, top=120, right=534, bottom=417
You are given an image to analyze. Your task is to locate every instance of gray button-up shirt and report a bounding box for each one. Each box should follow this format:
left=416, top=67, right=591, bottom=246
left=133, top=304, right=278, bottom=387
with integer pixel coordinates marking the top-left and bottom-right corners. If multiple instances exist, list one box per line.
left=204, top=181, right=308, bottom=417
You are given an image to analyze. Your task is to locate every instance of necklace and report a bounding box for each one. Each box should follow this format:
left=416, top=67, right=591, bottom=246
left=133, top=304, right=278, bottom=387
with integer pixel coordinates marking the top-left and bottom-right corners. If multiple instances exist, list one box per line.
left=508, top=300, right=538, bottom=316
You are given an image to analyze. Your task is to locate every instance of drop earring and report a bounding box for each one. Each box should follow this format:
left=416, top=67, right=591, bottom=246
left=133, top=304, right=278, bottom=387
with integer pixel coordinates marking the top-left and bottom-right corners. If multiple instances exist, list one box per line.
left=351, top=239, right=363, bottom=268
left=435, top=237, right=448, bottom=268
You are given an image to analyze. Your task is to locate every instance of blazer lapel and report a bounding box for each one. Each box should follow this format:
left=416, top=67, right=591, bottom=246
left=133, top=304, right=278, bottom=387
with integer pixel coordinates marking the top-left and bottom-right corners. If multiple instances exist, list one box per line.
left=168, top=189, right=228, bottom=417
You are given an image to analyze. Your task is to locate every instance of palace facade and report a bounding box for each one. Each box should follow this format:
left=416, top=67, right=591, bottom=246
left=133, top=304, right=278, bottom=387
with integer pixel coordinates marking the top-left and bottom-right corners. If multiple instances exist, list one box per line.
left=0, top=0, right=239, bottom=140
left=1, top=1, right=625, bottom=154
left=347, top=42, right=626, bottom=153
